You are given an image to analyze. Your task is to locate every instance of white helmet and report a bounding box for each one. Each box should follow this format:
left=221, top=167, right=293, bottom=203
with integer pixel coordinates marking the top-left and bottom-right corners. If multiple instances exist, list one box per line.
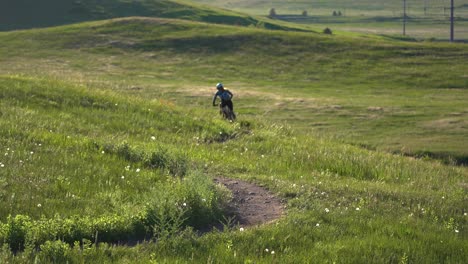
left=216, top=83, right=224, bottom=89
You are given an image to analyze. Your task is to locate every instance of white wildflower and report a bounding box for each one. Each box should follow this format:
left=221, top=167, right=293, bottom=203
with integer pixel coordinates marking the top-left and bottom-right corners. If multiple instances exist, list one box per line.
left=101, top=151, right=105, bottom=154
left=37, top=203, right=42, bottom=208
left=455, top=230, right=459, bottom=233
left=265, top=248, right=269, bottom=252
left=316, top=223, right=320, bottom=227
left=239, top=227, right=244, bottom=232
left=183, top=203, right=187, bottom=207
left=356, top=207, right=360, bottom=211
left=136, top=168, right=140, bottom=173
left=271, top=251, right=275, bottom=255
left=151, top=136, right=156, bottom=140
left=121, top=176, right=125, bottom=179
left=325, top=208, right=330, bottom=213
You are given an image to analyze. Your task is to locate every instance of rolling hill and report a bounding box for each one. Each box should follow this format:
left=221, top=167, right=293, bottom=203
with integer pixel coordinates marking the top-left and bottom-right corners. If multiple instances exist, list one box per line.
left=0, top=2, right=467, bottom=262
left=0, top=0, right=298, bottom=31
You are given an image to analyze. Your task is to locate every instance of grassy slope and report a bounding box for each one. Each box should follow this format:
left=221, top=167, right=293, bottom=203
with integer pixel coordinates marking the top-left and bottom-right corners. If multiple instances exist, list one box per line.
left=1, top=17, right=467, bottom=163
left=0, top=0, right=301, bottom=31
left=0, top=73, right=466, bottom=263
left=0, top=17, right=467, bottom=262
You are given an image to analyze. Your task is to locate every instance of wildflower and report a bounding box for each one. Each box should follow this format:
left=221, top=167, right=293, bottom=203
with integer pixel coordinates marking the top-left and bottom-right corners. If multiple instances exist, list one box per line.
left=125, top=165, right=130, bottom=171
left=455, top=230, right=459, bottom=233
left=356, top=207, right=360, bottom=211
left=316, top=223, right=320, bottom=227
left=121, top=176, right=125, bottom=179
left=38, top=144, right=42, bottom=146
left=202, top=198, right=206, bottom=202
left=265, top=248, right=269, bottom=253
left=136, top=168, right=140, bottom=173
left=0, top=163, right=4, bottom=168
left=101, top=151, right=105, bottom=154
left=151, top=136, right=156, bottom=140
left=271, top=251, right=275, bottom=255
left=464, top=213, right=467, bottom=216
left=239, top=227, right=244, bottom=232
left=183, top=203, right=187, bottom=207
left=37, top=203, right=42, bottom=208
left=30, top=151, right=34, bottom=155
left=325, top=208, right=330, bottom=213
left=261, top=155, right=265, bottom=158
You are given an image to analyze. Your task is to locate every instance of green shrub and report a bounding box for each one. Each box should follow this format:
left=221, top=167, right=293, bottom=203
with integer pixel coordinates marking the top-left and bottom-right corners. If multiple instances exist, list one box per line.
left=38, top=240, right=72, bottom=263
left=4, top=215, right=32, bottom=252
left=323, top=27, right=333, bottom=34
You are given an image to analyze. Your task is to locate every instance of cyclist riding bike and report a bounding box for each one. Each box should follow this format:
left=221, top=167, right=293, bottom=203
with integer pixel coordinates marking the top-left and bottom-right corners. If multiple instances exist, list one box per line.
left=212, top=83, right=235, bottom=119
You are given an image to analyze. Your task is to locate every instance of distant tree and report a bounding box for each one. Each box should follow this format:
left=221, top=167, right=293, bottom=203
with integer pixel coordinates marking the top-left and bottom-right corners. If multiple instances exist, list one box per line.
left=338, top=11, right=342, bottom=16
left=269, top=8, right=277, bottom=18
left=332, top=11, right=337, bottom=16
left=323, top=27, right=332, bottom=34
left=302, top=10, right=308, bottom=17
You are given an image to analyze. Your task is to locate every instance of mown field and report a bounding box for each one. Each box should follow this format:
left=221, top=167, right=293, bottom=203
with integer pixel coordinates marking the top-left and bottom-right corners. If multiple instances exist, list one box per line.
left=0, top=0, right=467, bottom=263
left=193, top=0, right=468, bottom=40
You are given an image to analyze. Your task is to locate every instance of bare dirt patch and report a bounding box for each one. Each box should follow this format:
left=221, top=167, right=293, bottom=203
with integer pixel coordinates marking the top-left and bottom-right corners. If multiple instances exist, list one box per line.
left=214, top=177, right=284, bottom=227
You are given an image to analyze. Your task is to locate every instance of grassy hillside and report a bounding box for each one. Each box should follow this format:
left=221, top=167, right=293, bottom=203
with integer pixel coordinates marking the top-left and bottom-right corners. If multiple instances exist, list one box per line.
left=0, top=16, right=467, bottom=262
left=0, top=74, right=466, bottom=262
left=0, top=0, right=299, bottom=31
left=1, top=17, right=467, bottom=163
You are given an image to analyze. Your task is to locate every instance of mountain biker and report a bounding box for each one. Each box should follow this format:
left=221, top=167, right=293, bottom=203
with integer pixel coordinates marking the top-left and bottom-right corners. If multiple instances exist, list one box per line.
left=212, top=83, right=235, bottom=116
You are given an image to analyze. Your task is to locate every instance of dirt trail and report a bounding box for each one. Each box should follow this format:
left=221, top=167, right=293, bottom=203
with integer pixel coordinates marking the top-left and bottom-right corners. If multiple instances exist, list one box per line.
left=214, top=177, right=284, bottom=226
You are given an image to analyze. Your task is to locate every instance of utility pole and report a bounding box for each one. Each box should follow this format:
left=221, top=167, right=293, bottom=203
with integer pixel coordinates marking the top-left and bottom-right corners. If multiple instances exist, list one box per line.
left=403, top=0, right=407, bottom=35
left=450, top=0, right=454, bottom=42
left=424, top=0, right=427, bottom=16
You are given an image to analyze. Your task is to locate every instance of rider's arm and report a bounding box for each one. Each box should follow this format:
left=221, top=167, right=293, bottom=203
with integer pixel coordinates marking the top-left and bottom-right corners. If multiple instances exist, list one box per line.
left=212, top=94, right=218, bottom=106
left=227, top=90, right=233, bottom=99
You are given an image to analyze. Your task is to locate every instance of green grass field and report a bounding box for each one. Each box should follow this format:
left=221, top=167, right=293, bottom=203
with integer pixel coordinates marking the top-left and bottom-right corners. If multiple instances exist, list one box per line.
left=0, top=0, right=467, bottom=263
left=192, top=0, right=468, bottom=41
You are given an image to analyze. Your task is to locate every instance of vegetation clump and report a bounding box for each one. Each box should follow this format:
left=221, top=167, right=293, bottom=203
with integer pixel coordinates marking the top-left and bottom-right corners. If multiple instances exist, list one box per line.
left=269, top=8, right=277, bottom=18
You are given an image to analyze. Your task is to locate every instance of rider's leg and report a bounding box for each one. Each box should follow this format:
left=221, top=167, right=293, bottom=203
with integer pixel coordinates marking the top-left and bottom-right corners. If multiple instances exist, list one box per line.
left=227, top=100, right=233, bottom=112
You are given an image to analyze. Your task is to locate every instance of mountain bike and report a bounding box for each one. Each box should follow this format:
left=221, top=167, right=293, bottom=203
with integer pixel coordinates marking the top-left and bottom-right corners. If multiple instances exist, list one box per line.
left=219, top=104, right=236, bottom=121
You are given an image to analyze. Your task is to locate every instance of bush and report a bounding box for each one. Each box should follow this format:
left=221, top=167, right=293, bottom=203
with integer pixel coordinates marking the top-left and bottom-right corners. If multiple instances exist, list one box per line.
left=38, top=240, right=72, bottom=263
left=269, top=8, right=276, bottom=18
left=3, top=215, right=32, bottom=252
left=302, top=10, right=308, bottom=16
left=323, top=28, right=333, bottom=35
